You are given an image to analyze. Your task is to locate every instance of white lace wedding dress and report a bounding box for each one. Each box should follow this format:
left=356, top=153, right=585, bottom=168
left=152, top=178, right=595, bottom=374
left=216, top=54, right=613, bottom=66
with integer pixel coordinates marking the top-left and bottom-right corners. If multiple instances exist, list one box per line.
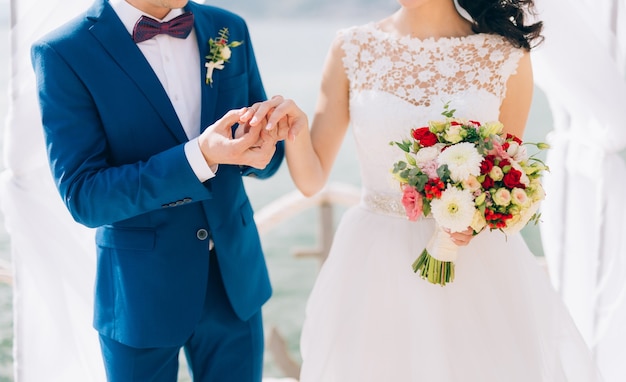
left=298, top=24, right=603, bottom=382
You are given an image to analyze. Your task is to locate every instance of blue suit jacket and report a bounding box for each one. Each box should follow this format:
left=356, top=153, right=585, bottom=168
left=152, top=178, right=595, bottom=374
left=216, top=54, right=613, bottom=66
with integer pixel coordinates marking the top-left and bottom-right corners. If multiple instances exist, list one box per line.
left=31, top=0, right=283, bottom=348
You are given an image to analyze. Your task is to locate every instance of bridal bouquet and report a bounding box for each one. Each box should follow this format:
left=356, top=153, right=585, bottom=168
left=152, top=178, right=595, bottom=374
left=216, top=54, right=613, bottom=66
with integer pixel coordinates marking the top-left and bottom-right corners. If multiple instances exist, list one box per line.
left=391, top=104, right=549, bottom=286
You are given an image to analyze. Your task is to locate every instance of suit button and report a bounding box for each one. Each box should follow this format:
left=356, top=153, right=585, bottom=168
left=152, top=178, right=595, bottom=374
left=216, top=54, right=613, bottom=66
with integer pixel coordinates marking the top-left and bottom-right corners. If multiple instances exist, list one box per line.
left=196, top=229, right=209, bottom=240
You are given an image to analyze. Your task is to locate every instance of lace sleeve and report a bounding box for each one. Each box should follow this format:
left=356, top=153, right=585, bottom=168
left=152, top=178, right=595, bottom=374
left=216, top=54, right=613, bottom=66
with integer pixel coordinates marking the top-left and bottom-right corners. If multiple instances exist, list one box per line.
left=338, top=26, right=361, bottom=90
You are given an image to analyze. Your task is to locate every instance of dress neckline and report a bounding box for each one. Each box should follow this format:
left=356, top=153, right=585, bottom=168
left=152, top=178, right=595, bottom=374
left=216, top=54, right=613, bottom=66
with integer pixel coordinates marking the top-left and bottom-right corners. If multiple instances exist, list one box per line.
left=363, top=22, right=489, bottom=46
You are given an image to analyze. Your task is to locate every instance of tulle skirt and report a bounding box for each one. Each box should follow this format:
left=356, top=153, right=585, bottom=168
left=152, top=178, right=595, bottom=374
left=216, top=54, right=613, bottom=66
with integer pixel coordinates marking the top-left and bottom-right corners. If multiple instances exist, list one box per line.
left=299, top=204, right=603, bottom=381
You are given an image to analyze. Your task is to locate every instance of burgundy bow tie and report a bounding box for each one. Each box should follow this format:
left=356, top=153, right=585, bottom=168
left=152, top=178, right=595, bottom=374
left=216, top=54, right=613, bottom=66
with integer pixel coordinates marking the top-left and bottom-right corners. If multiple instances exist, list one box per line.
left=132, top=12, right=194, bottom=43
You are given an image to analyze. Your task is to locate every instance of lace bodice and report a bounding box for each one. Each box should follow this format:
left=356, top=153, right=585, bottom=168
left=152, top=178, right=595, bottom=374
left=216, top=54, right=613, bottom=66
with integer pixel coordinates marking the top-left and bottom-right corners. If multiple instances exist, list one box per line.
left=340, top=24, right=524, bottom=215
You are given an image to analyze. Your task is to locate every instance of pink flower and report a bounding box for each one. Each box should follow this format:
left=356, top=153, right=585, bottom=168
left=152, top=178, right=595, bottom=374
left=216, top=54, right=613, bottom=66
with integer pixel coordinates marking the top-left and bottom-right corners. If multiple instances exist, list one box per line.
left=419, top=159, right=439, bottom=179
left=489, top=140, right=512, bottom=162
left=401, top=185, right=424, bottom=221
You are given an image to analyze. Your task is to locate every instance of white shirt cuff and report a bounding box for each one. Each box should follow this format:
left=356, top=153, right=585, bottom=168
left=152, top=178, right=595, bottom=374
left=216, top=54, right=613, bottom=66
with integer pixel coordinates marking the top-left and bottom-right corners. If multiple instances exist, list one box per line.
left=184, top=138, right=217, bottom=182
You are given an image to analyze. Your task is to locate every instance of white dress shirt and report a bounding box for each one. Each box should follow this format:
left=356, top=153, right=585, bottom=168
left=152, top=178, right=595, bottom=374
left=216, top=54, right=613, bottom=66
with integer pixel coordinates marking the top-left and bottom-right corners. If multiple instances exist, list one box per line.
left=110, top=0, right=216, bottom=181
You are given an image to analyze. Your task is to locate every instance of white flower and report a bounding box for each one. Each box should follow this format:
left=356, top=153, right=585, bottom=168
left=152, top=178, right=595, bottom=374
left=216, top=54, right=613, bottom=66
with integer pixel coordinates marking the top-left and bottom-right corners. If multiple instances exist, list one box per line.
left=527, top=180, right=546, bottom=202
left=511, top=188, right=530, bottom=207
left=503, top=201, right=540, bottom=235
left=220, top=45, right=232, bottom=60
left=493, top=188, right=512, bottom=206
left=437, top=142, right=483, bottom=182
left=430, top=186, right=476, bottom=232
left=481, top=121, right=504, bottom=137
left=489, top=166, right=504, bottom=181
left=470, top=209, right=487, bottom=233
left=506, top=142, right=528, bottom=162
left=461, top=175, right=481, bottom=193
left=443, top=124, right=464, bottom=143
left=414, top=146, right=440, bottom=166
left=415, top=146, right=441, bottom=178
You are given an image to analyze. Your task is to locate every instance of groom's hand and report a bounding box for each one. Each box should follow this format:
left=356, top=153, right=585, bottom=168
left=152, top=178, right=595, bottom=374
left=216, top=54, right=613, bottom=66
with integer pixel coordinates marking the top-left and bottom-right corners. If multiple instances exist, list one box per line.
left=198, top=108, right=276, bottom=169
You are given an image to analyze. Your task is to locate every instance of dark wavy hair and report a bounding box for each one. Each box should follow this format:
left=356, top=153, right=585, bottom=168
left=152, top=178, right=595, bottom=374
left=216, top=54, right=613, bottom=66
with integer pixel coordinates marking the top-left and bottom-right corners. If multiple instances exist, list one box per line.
left=457, top=0, right=544, bottom=50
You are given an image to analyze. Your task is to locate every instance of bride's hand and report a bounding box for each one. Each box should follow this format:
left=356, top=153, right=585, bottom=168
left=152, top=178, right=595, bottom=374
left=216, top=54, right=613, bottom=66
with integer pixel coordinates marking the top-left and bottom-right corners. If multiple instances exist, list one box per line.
left=444, top=227, right=474, bottom=246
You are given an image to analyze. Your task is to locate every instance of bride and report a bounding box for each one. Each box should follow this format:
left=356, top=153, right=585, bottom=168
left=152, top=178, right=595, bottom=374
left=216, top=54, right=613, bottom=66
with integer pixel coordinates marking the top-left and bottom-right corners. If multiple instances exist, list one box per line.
left=281, top=0, right=604, bottom=380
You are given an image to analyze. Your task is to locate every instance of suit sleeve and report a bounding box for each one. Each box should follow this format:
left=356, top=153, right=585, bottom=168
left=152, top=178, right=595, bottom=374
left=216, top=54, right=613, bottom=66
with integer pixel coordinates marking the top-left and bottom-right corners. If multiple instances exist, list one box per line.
left=31, top=42, right=214, bottom=228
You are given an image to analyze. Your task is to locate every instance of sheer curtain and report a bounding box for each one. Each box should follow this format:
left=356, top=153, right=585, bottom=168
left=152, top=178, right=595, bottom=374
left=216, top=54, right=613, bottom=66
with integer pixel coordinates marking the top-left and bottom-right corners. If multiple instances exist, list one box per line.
left=0, top=0, right=104, bottom=380
left=532, top=0, right=626, bottom=380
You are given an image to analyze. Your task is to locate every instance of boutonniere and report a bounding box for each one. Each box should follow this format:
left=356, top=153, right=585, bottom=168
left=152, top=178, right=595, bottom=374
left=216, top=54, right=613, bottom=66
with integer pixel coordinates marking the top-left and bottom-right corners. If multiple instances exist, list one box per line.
left=205, top=27, right=243, bottom=86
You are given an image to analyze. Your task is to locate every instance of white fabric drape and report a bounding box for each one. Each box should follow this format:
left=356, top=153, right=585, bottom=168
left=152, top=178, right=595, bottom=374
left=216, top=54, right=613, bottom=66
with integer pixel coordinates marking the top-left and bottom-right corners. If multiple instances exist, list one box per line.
left=0, top=0, right=105, bottom=380
left=533, top=0, right=626, bottom=380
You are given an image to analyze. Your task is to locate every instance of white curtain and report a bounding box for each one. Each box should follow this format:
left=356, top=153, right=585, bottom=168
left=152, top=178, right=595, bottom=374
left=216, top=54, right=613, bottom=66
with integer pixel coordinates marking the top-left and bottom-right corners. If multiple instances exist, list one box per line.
left=0, top=0, right=105, bottom=380
left=532, top=0, right=626, bottom=381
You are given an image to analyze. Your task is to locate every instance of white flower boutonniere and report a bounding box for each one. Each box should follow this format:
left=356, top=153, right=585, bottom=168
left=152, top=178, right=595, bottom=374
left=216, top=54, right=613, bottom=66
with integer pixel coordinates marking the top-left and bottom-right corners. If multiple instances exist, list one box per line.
left=205, top=27, right=243, bottom=85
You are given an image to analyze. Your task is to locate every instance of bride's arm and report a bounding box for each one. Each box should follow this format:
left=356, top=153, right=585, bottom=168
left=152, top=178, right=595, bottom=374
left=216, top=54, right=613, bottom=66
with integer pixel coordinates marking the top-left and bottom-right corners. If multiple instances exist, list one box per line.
left=499, top=50, right=534, bottom=139
left=285, top=36, right=351, bottom=197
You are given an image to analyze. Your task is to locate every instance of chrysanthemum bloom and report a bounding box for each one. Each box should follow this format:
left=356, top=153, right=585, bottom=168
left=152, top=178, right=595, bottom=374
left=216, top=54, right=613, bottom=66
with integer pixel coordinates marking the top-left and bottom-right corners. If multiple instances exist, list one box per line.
left=437, top=142, right=482, bottom=182
left=430, top=186, right=476, bottom=232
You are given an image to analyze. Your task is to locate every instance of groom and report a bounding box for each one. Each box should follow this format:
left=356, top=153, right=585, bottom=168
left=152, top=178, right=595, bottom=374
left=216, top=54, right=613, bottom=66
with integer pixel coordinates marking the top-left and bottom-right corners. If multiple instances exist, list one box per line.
left=30, top=0, right=306, bottom=380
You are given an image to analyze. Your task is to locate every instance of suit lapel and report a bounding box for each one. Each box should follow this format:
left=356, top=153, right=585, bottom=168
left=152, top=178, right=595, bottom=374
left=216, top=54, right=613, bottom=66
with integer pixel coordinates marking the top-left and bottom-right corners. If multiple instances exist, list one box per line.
left=88, top=0, right=189, bottom=143
left=186, top=2, right=218, bottom=133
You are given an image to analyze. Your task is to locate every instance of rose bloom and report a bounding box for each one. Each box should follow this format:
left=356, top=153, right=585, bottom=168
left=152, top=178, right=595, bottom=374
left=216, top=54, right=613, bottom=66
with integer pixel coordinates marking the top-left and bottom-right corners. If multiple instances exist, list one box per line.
left=493, top=188, right=512, bottom=206
left=401, top=185, right=423, bottom=221
left=221, top=46, right=232, bottom=60
left=527, top=180, right=546, bottom=202
left=480, top=155, right=495, bottom=174
left=511, top=188, right=530, bottom=207
left=462, top=175, right=481, bottom=192
left=510, top=161, right=531, bottom=187
left=470, top=209, right=487, bottom=233
left=489, top=166, right=504, bottom=181
left=503, top=168, right=525, bottom=189
left=481, top=176, right=495, bottom=189
left=412, top=127, right=438, bottom=147
left=444, top=124, right=464, bottom=143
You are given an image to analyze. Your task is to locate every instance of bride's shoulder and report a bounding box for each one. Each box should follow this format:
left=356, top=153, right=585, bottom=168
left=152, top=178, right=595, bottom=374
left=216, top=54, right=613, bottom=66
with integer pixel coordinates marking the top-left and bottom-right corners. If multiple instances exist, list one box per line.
left=335, top=21, right=380, bottom=40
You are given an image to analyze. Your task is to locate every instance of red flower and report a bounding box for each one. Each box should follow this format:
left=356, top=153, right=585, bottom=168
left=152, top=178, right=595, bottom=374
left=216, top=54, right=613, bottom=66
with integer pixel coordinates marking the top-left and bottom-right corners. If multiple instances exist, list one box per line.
left=481, top=176, right=494, bottom=189
left=503, top=168, right=525, bottom=189
left=469, top=120, right=481, bottom=126
left=424, top=178, right=445, bottom=200
left=480, top=155, right=495, bottom=174
left=506, top=133, right=522, bottom=145
left=485, top=209, right=513, bottom=229
left=412, top=127, right=438, bottom=147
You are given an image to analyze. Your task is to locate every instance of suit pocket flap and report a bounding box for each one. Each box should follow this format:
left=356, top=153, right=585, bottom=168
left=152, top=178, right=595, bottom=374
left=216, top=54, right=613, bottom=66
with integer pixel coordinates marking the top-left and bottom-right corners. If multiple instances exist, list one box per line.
left=96, top=227, right=156, bottom=251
